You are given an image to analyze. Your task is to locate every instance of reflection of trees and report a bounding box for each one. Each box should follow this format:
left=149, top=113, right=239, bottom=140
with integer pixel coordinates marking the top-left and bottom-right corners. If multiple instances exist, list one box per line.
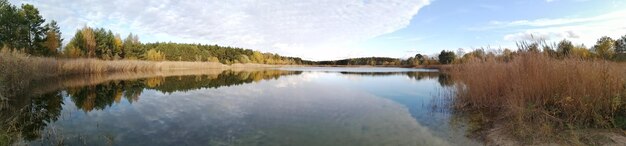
left=154, top=70, right=299, bottom=93
left=339, top=72, right=406, bottom=76
left=123, top=80, right=145, bottom=104
left=340, top=71, right=440, bottom=80
left=437, top=74, right=454, bottom=87
left=68, top=81, right=133, bottom=112
left=338, top=71, right=454, bottom=87
left=340, top=72, right=454, bottom=87
left=405, top=72, right=440, bottom=81
left=0, top=69, right=300, bottom=144
left=66, top=70, right=301, bottom=111
left=0, top=92, right=63, bottom=143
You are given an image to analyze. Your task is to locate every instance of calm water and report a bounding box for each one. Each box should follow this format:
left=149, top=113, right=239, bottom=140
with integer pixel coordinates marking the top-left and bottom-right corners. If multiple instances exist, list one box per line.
left=1, top=67, right=481, bottom=146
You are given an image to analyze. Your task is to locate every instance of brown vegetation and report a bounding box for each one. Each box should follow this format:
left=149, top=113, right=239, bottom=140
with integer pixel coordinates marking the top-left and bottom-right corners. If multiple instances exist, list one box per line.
left=0, top=48, right=236, bottom=79
left=448, top=52, right=626, bottom=144
left=0, top=48, right=287, bottom=99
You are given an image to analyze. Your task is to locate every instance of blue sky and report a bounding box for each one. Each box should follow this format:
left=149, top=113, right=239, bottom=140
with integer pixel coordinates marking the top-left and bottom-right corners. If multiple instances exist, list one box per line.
left=359, top=0, right=626, bottom=58
left=9, top=0, right=626, bottom=60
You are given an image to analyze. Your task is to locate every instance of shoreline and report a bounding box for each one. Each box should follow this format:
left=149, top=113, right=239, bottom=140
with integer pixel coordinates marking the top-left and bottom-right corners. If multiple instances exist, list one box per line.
left=483, top=124, right=626, bottom=146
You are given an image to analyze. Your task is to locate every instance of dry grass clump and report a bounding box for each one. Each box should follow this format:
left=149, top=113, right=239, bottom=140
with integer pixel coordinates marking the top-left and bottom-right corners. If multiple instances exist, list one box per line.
left=449, top=53, right=626, bottom=142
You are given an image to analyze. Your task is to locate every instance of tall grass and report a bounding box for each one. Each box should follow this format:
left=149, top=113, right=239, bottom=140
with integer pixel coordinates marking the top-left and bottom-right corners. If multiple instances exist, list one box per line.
left=449, top=53, right=626, bottom=143
left=0, top=48, right=257, bottom=98
left=0, top=48, right=229, bottom=77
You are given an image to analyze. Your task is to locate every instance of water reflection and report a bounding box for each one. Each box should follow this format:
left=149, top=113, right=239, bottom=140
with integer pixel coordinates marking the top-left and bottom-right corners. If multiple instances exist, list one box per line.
left=0, top=68, right=477, bottom=145
left=65, top=70, right=303, bottom=112
left=0, top=69, right=300, bottom=144
left=338, top=71, right=453, bottom=87
left=0, top=92, right=63, bottom=141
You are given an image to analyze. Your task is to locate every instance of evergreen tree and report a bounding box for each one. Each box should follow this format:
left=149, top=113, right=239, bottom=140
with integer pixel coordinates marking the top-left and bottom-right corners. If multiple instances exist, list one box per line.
left=557, top=39, right=574, bottom=58
left=19, top=4, right=47, bottom=54
left=615, top=35, right=626, bottom=54
left=438, top=50, right=456, bottom=64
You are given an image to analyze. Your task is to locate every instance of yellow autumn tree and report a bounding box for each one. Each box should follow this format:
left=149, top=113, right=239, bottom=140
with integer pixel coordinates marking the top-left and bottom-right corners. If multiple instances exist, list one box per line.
left=145, top=49, right=165, bottom=61
left=207, top=56, right=219, bottom=62
left=64, top=45, right=82, bottom=58
left=572, top=45, right=592, bottom=59
left=81, top=26, right=96, bottom=58
left=113, top=34, right=123, bottom=59
left=44, top=29, right=60, bottom=55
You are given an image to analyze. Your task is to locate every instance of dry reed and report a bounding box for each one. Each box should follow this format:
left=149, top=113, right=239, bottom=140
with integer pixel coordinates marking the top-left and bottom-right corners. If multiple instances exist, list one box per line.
left=0, top=48, right=281, bottom=98
left=449, top=53, right=626, bottom=143
left=0, top=48, right=242, bottom=79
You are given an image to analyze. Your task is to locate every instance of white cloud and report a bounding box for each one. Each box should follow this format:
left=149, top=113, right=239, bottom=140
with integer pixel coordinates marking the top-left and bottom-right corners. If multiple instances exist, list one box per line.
left=504, top=31, right=580, bottom=41
left=497, top=10, right=626, bottom=45
left=491, top=10, right=625, bottom=27
left=9, top=0, right=430, bottom=60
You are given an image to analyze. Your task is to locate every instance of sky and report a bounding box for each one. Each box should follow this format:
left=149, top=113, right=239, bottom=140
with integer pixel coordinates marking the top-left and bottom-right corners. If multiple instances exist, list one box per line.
left=8, top=0, right=626, bottom=60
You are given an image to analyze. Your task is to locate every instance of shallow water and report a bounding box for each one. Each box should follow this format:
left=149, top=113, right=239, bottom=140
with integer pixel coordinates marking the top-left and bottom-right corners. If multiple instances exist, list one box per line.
left=1, top=67, right=481, bottom=146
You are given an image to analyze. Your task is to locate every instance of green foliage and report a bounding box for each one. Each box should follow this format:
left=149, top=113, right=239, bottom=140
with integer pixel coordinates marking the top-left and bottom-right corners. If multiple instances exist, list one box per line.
left=0, top=1, right=56, bottom=56
left=615, top=35, right=626, bottom=54
left=19, top=4, right=47, bottom=54
left=415, top=54, right=425, bottom=64
left=123, top=33, right=143, bottom=59
left=145, top=49, right=165, bottom=61
left=143, top=42, right=309, bottom=64
left=65, top=26, right=95, bottom=58
left=93, top=28, right=116, bottom=60
left=438, top=50, right=456, bottom=64
left=63, top=45, right=82, bottom=57
left=317, top=57, right=403, bottom=66
left=501, top=49, right=514, bottom=62
left=404, top=54, right=426, bottom=66
left=593, top=36, right=615, bottom=59
left=65, top=32, right=311, bottom=64
left=557, top=39, right=574, bottom=58
left=0, top=0, right=20, bottom=47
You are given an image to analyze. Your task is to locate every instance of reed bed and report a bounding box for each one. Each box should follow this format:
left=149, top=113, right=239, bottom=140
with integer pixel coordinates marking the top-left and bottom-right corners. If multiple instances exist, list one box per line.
left=0, top=48, right=254, bottom=98
left=0, top=48, right=234, bottom=79
left=448, top=53, right=626, bottom=143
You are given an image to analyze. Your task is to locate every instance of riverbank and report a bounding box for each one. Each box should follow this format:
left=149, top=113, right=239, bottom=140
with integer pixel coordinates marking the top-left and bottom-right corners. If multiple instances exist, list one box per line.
left=0, top=49, right=294, bottom=99
left=0, top=49, right=292, bottom=79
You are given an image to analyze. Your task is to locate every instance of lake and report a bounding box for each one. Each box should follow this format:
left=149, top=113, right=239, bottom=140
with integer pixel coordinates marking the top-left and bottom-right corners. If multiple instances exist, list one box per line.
left=1, top=67, right=482, bottom=146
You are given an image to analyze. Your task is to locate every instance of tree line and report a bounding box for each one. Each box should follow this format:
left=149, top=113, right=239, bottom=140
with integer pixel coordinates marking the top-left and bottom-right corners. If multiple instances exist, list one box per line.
left=450, top=35, right=626, bottom=64
left=0, top=1, right=312, bottom=65
left=317, top=57, right=404, bottom=66
left=403, top=35, right=626, bottom=66
left=62, top=26, right=314, bottom=65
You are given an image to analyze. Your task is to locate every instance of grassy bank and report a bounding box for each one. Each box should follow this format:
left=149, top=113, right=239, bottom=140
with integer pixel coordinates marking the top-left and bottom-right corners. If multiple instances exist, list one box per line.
left=448, top=53, right=626, bottom=144
left=0, top=48, right=289, bottom=99
left=0, top=48, right=229, bottom=78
